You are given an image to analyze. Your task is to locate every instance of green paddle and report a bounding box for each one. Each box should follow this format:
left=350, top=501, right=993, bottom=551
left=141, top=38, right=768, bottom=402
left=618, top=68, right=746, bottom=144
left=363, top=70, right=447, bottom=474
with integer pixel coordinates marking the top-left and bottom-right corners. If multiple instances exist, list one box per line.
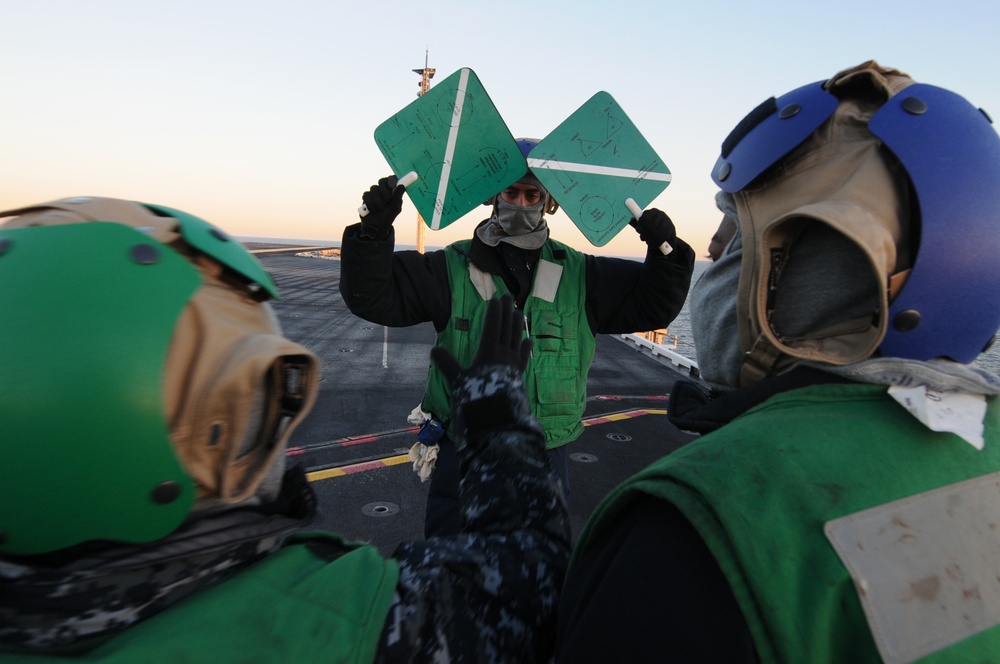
left=527, top=91, right=672, bottom=247
left=369, top=67, right=526, bottom=230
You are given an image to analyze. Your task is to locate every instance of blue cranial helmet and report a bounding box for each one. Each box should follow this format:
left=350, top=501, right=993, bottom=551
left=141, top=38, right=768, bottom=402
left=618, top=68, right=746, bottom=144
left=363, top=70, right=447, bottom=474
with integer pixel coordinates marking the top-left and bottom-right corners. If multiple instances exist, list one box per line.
left=516, top=138, right=540, bottom=158
left=485, top=138, right=559, bottom=214
left=712, top=62, right=1000, bottom=367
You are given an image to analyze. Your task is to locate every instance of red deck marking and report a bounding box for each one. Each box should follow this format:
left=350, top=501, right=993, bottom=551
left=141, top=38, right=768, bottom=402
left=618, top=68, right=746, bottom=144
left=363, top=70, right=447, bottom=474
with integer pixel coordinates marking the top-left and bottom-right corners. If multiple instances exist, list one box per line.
left=342, top=459, right=389, bottom=474
left=286, top=427, right=420, bottom=458
left=341, top=435, right=380, bottom=447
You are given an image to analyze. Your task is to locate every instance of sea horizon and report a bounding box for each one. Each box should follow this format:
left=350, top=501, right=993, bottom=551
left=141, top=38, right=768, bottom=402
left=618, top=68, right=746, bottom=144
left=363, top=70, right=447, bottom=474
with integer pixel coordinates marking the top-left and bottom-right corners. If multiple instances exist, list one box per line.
left=238, top=236, right=648, bottom=262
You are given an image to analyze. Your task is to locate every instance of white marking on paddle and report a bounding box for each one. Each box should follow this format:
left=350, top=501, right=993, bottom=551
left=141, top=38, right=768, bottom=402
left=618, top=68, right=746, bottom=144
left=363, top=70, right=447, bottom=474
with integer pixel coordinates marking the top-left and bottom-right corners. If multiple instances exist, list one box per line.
left=431, top=68, right=470, bottom=230
left=526, top=158, right=672, bottom=183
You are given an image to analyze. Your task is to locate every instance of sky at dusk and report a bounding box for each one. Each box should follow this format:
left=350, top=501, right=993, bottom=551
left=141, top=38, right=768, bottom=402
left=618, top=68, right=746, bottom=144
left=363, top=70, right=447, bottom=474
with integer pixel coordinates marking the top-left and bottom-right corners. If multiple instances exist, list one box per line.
left=3, top=0, right=998, bottom=258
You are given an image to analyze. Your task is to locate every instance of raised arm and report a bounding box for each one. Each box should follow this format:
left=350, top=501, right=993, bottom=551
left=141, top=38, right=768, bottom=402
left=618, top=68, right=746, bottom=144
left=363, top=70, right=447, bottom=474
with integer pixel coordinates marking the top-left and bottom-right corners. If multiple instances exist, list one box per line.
left=377, top=294, right=571, bottom=663
left=339, top=175, right=451, bottom=330
left=585, top=208, right=696, bottom=335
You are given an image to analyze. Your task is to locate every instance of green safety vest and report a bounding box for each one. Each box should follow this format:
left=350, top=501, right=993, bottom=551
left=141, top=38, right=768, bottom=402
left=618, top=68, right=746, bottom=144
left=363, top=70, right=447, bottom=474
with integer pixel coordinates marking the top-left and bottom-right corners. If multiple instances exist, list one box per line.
left=573, top=383, right=1000, bottom=663
left=2, top=533, right=399, bottom=664
left=422, top=239, right=595, bottom=449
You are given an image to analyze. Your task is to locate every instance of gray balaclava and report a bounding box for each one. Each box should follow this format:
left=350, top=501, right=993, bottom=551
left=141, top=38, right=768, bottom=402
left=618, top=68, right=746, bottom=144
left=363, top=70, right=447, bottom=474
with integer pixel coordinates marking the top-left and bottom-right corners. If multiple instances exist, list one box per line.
left=476, top=173, right=550, bottom=250
left=691, top=191, right=879, bottom=391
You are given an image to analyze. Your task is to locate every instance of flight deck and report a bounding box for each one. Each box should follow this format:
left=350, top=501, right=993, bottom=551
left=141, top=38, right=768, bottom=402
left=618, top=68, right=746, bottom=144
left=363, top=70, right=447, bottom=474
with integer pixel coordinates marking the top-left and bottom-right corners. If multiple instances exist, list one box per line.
left=252, top=246, right=701, bottom=555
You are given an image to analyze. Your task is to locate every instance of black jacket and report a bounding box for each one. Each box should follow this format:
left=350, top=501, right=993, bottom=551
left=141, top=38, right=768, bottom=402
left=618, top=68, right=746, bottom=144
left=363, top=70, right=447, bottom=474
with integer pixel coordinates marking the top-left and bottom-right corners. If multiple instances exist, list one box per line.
left=339, top=220, right=695, bottom=337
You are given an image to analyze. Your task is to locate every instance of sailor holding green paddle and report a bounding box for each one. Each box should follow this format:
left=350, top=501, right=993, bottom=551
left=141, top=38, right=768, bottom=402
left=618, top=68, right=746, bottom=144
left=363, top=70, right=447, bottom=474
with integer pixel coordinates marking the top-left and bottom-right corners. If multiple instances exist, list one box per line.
left=341, top=137, right=695, bottom=537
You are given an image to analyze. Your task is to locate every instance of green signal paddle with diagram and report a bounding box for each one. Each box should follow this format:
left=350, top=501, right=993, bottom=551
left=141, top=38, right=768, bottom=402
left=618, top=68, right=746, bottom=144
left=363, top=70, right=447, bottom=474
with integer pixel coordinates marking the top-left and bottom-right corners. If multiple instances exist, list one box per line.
left=372, top=67, right=527, bottom=231
left=526, top=91, right=672, bottom=246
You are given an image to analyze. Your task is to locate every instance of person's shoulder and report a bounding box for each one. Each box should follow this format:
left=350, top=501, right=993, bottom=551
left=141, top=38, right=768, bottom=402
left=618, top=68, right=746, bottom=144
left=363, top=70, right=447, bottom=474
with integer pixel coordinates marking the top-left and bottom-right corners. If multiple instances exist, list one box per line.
left=544, top=236, right=586, bottom=257
left=443, top=239, right=475, bottom=262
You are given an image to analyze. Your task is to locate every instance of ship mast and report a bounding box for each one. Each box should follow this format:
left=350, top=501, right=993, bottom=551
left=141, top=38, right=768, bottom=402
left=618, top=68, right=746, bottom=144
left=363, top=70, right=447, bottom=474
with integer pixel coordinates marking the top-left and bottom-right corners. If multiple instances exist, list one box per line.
left=412, top=47, right=435, bottom=254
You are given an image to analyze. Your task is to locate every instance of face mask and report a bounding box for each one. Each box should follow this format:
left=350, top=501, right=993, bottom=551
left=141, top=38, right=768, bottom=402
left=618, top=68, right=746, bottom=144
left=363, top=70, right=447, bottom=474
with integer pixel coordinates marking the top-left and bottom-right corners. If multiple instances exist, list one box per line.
left=496, top=196, right=545, bottom=235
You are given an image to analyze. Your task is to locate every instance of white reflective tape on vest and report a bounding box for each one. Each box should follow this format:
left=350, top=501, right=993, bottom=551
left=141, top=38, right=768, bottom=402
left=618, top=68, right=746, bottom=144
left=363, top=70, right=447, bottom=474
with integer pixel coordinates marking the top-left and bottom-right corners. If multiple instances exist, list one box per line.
left=825, top=472, right=1000, bottom=663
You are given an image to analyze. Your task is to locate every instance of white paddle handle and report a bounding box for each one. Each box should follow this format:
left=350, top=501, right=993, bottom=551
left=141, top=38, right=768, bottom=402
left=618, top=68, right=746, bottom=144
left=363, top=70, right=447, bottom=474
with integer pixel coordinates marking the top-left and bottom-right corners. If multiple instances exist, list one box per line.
left=626, top=198, right=672, bottom=256
left=358, top=171, right=419, bottom=217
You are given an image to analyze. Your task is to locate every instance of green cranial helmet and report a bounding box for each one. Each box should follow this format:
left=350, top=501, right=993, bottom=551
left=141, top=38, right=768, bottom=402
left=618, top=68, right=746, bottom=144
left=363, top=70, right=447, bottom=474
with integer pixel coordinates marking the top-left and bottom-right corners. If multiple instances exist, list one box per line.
left=0, top=197, right=318, bottom=556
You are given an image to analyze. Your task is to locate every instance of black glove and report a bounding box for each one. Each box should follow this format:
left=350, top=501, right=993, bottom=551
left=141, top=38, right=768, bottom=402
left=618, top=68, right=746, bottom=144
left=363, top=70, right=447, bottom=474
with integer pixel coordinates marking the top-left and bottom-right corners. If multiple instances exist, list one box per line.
left=359, top=175, right=405, bottom=239
left=431, top=293, right=532, bottom=386
left=629, top=208, right=676, bottom=249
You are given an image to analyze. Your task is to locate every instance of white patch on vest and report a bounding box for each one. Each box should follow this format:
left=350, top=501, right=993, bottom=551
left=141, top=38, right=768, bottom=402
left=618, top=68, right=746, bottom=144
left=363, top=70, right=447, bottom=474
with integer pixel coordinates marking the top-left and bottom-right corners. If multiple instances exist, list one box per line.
left=530, top=260, right=563, bottom=303
left=468, top=263, right=497, bottom=301
left=888, top=385, right=987, bottom=450
left=825, top=472, right=1000, bottom=663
